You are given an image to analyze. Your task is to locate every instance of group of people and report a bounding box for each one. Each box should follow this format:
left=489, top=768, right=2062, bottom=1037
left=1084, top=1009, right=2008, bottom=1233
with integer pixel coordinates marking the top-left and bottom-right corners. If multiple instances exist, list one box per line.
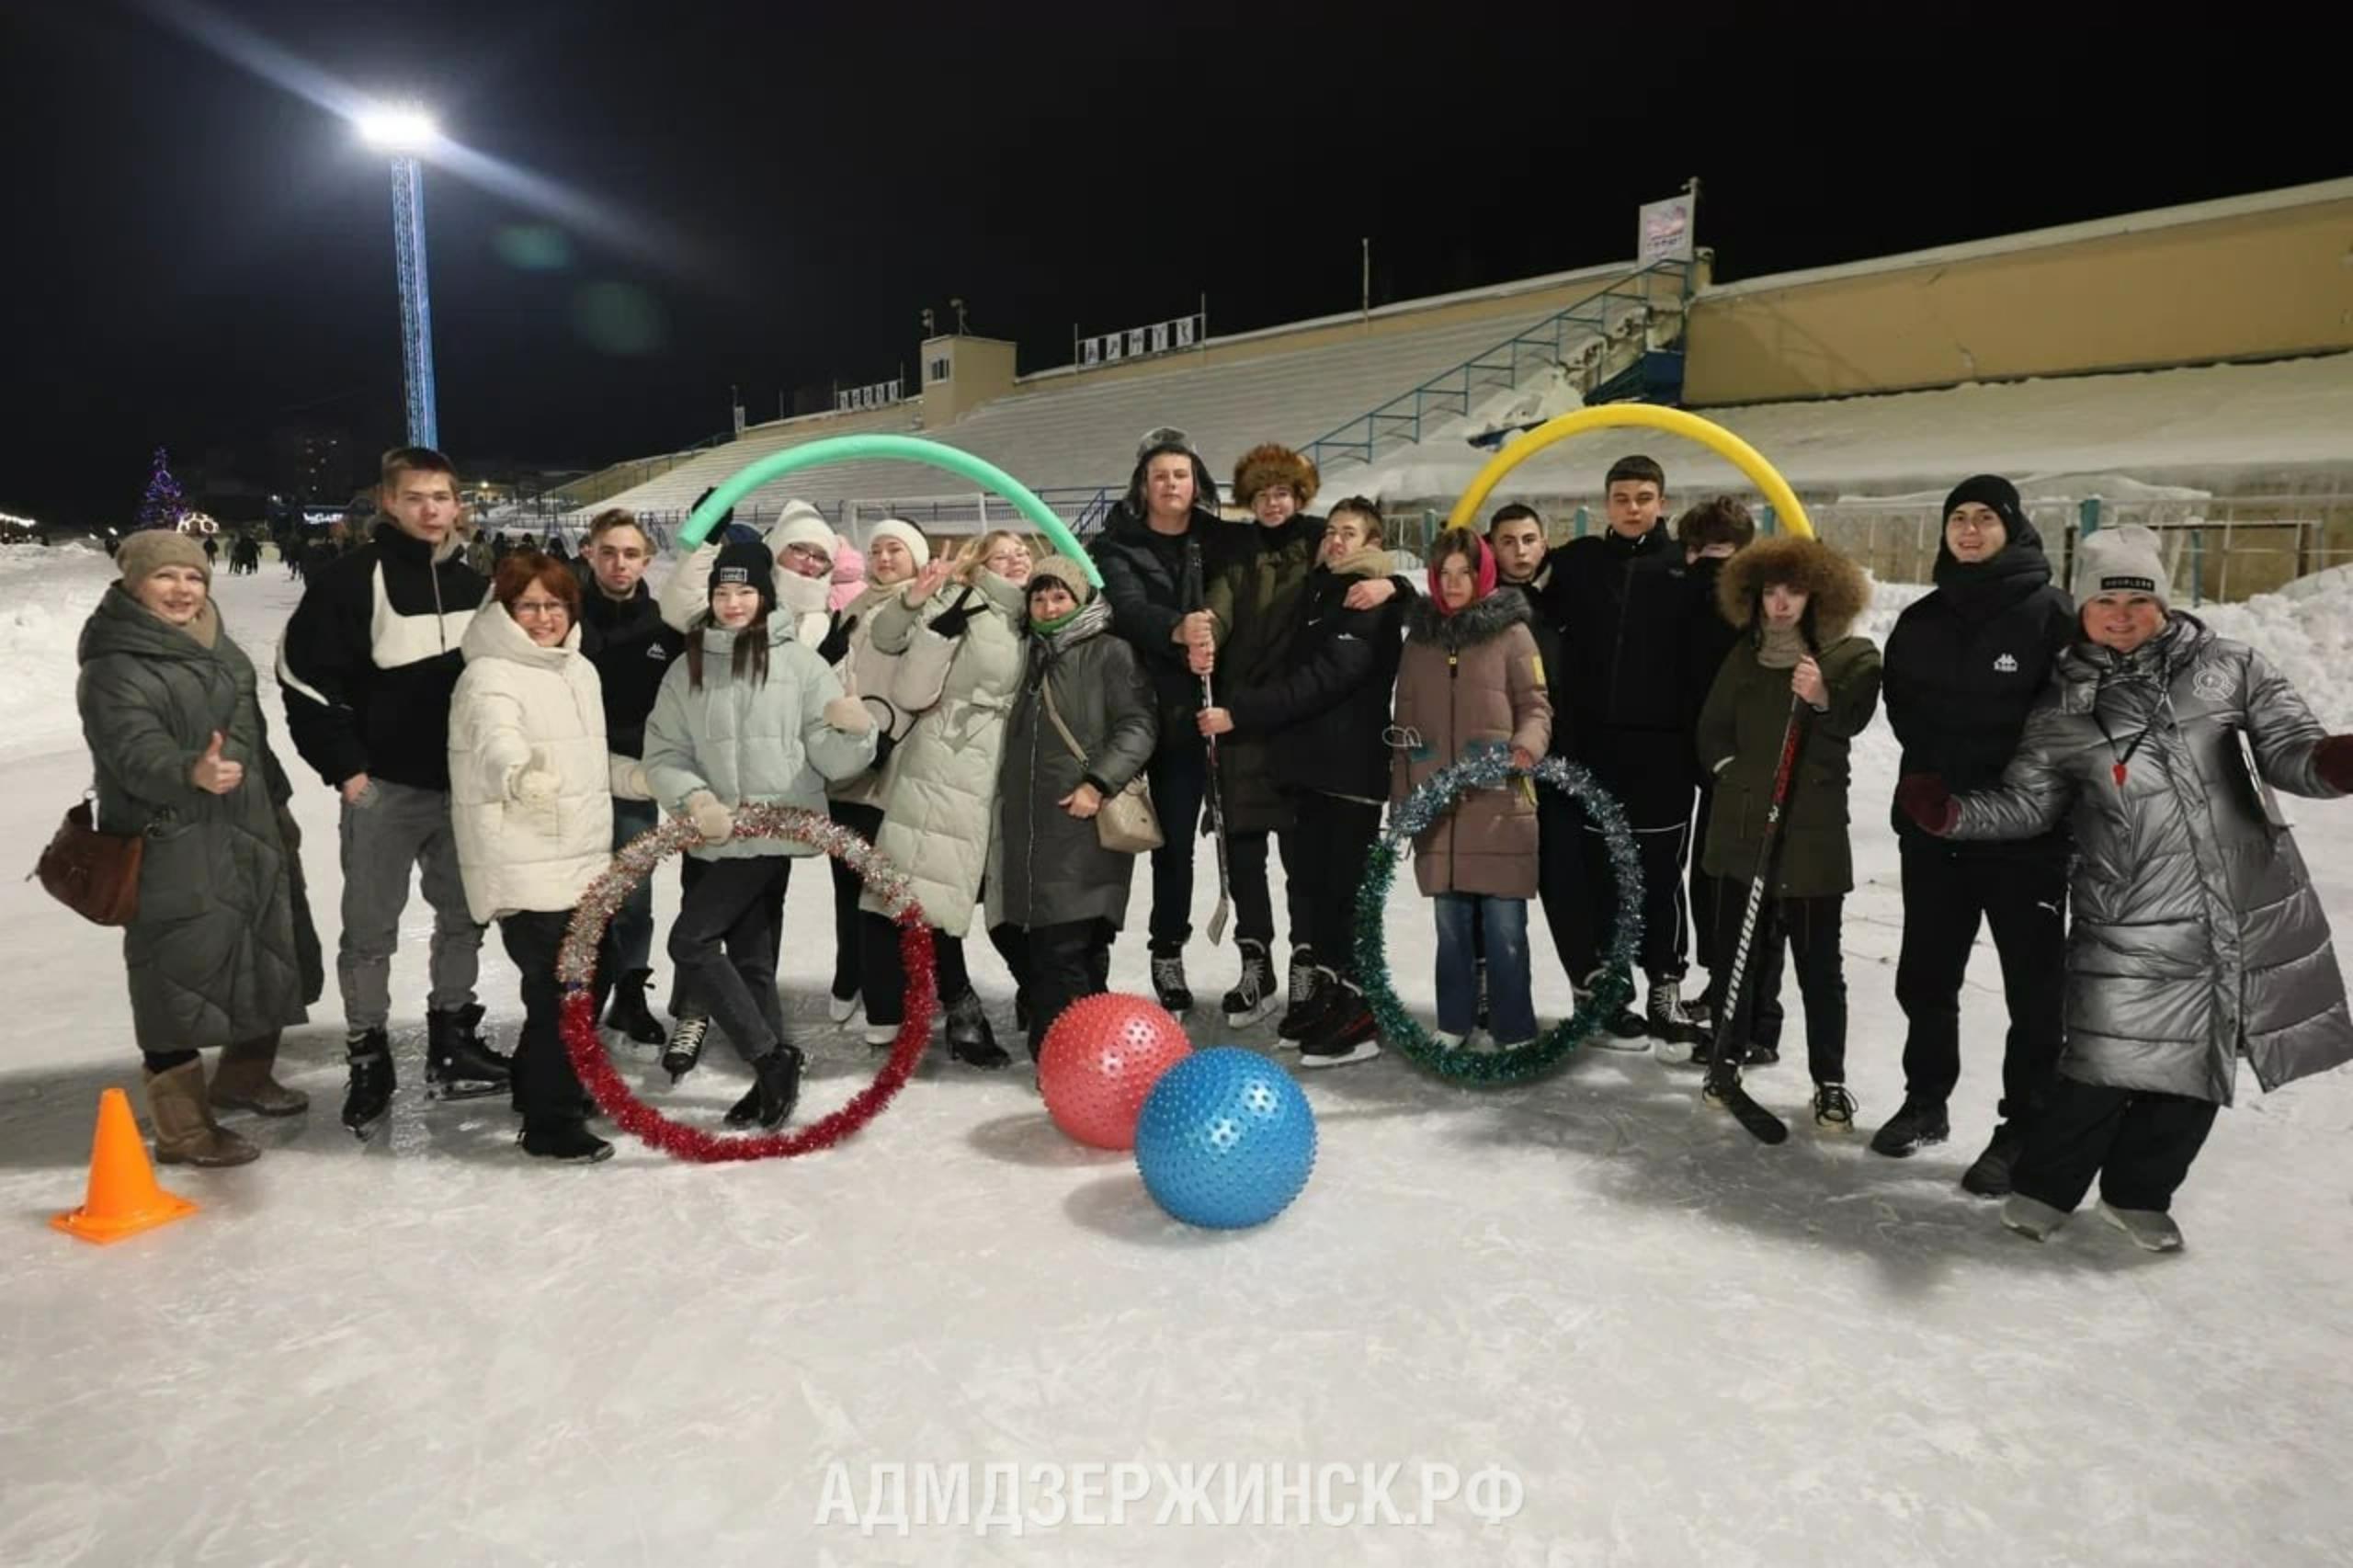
left=75, top=435, right=2353, bottom=1244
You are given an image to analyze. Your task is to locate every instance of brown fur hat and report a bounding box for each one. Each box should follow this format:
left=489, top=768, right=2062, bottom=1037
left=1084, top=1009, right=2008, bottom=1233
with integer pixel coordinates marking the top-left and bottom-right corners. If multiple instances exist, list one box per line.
left=1232, top=443, right=1319, bottom=508
left=1718, top=535, right=1870, bottom=640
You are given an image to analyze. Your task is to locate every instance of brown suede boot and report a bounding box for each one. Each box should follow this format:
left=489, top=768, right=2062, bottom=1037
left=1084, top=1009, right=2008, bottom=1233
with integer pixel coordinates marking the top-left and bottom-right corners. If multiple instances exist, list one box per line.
left=209, top=1035, right=309, bottom=1116
left=145, top=1060, right=259, bottom=1166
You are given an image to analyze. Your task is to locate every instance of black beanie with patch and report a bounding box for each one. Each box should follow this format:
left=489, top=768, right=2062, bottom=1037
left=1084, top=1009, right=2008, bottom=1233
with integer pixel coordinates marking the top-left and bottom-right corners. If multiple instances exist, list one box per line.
left=709, top=539, right=777, bottom=619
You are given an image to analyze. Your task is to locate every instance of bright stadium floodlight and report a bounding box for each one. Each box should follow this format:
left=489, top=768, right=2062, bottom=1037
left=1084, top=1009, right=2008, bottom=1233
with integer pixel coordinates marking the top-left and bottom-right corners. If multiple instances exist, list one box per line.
left=355, top=103, right=438, bottom=153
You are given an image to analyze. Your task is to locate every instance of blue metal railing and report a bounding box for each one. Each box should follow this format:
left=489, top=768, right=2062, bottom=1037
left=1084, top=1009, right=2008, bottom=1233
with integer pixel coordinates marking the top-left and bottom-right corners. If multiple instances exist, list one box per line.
left=1301, top=259, right=1692, bottom=477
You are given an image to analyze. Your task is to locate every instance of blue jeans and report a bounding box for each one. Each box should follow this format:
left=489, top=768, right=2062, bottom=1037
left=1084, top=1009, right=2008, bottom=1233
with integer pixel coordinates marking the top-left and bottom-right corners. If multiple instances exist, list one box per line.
left=1435, top=894, right=1535, bottom=1041
left=609, top=797, right=662, bottom=974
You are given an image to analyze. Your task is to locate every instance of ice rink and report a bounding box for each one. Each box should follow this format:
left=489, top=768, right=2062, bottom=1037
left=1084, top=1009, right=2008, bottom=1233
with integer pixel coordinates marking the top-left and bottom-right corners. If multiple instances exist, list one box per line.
left=5, top=547, right=2351, bottom=1565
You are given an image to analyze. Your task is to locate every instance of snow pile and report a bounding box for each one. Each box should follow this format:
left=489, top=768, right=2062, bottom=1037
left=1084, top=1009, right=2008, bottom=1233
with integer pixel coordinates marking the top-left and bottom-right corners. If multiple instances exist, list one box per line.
left=0, top=543, right=119, bottom=754
left=2201, top=563, right=2353, bottom=728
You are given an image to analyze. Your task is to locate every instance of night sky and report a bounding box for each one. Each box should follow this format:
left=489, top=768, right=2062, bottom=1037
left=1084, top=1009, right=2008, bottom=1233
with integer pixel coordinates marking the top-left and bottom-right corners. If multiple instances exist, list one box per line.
left=3, top=1, right=2332, bottom=528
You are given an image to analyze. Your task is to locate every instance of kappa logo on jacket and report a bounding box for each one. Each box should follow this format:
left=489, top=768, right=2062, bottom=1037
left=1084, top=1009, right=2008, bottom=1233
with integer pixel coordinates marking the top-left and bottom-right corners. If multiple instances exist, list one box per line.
left=1993, top=653, right=2018, bottom=674
left=646, top=642, right=669, bottom=662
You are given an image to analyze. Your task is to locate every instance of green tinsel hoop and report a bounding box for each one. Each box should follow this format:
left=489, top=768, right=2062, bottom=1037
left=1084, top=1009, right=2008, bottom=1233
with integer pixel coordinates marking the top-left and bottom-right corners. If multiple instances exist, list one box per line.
left=1353, top=750, right=1643, bottom=1085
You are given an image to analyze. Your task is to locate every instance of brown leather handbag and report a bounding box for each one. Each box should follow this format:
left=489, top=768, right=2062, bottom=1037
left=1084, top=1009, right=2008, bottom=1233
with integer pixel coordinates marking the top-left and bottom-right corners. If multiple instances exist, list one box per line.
left=32, top=791, right=143, bottom=926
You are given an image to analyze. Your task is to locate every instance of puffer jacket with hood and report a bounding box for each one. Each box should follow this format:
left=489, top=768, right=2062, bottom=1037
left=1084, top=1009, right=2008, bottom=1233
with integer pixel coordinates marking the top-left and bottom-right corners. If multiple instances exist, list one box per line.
left=641, top=614, right=878, bottom=862
left=1204, top=510, right=1323, bottom=831
left=988, top=597, right=1159, bottom=931
left=822, top=576, right=948, bottom=811
left=657, top=499, right=836, bottom=648
left=1949, top=614, right=2353, bottom=1104
left=448, top=601, right=615, bottom=923
left=1391, top=570, right=1553, bottom=899
left=1697, top=538, right=1883, bottom=898
left=79, top=588, right=319, bottom=1052
left=860, top=568, right=1030, bottom=937
left=1089, top=439, right=1251, bottom=755
left=1882, top=511, right=2078, bottom=854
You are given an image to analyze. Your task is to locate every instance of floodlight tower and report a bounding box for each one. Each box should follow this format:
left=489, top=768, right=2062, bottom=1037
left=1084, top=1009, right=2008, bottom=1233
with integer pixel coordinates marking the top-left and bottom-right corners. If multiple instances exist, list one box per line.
left=356, top=104, right=442, bottom=449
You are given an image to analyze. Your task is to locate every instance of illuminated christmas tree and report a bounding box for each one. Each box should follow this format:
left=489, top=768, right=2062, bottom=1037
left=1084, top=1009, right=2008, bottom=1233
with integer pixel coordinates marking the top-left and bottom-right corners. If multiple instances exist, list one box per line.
left=135, top=447, right=188, bottom=531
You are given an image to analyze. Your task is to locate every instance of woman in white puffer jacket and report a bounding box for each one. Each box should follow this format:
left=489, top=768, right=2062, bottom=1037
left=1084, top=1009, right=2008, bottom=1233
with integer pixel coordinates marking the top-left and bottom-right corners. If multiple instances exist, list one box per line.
left=449, top=552, right=620, bottom=1165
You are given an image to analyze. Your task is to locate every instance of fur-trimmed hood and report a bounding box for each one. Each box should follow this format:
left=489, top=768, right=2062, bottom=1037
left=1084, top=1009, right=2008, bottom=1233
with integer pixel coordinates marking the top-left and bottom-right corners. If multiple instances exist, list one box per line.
left=1717, top=536, right=1871, bottom=642
left=1233, top=442, right=1319, bottom=508
left=1404, top=585, right=1529, bottom=651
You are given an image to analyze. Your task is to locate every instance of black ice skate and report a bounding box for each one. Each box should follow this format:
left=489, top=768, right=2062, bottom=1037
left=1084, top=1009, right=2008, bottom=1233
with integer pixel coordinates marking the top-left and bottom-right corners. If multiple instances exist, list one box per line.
left=425, top=1005, right=512, bottom=1101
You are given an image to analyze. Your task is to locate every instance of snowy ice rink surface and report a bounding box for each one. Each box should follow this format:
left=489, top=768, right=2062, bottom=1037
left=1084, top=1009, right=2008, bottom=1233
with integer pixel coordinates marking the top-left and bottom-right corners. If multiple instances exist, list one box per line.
left=4, top=546, right=2351, bottom=1566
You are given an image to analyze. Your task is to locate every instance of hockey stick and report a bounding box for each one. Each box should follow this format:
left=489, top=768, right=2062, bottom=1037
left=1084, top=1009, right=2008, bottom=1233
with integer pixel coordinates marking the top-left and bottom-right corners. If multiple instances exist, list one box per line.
left=1201, top=668, right=1234, bottom=946
left=1699, top=695, right=1808, bottom=1145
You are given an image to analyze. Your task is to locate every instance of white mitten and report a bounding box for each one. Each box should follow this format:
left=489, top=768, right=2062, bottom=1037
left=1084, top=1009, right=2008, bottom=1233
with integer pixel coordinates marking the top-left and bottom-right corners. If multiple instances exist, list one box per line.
left=514, top=769, right=561, bottom=807
left=683, top=790, right=733, bottom=845
left=823, top=695, right=875, bottom=735
left=608, top=756, right=653, bottom=801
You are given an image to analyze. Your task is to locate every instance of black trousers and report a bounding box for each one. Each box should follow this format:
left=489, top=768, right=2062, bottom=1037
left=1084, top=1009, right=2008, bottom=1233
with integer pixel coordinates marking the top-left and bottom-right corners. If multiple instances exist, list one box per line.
left=1145, top=745, right=1210, bottom=952
left=498, top=908, right=616, bottom=1118
left=2009, top=1077, right=2220, bottom=1213
left=1024, top=918, right=1116, bottom=1058
left=1284, top=794, right=1382, bottom=983
left=669, top=851, right=787, bottom=1020
left=860, top=912, right=1029, bottom=1025
left=826, top=801, right=885, bottom=1000
left=1577, top=817, right=1691, bottom=983
left=666, top=857, right=791, bottom=1063
left=1894, top=845, right=2067, bottom=1120
left=1707, top=885, right=1842, bottom=1083
left=1688, top=783, right=1728, bottom=975
left=1534, top=784, right=1592, bottom=980
left=1228, top=824, right=1311, bottom=954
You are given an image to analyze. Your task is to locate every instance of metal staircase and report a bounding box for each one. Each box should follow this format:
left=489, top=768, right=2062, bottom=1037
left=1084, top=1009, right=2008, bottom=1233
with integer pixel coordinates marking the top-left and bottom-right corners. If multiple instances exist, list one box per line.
left=1302, top=259, right=1693, bottom=476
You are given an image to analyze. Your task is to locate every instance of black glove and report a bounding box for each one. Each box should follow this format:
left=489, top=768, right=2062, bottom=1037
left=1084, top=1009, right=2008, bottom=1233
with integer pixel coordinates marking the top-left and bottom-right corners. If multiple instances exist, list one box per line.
left=816, top=614, right=855, bottom=666
left=928, top=590, right=977, bottom=641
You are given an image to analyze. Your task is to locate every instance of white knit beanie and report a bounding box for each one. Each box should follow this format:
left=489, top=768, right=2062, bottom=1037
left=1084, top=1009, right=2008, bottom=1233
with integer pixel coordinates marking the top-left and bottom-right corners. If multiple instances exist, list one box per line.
left=2073, top=524, right=2172, bottom=611
left=866, top=517, right=932, bottom=570
left=763, top=501, right=834, bottom=560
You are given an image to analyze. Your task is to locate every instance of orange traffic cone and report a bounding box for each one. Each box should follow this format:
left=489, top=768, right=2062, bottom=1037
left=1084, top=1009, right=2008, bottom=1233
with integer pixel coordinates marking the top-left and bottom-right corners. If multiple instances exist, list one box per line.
left=51, top=1086, right=199, bottom=1244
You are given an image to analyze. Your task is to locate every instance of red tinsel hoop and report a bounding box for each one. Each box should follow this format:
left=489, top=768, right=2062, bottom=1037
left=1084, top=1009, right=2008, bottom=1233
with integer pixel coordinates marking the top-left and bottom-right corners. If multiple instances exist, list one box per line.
left=555, top=804, right=937, bottom=1163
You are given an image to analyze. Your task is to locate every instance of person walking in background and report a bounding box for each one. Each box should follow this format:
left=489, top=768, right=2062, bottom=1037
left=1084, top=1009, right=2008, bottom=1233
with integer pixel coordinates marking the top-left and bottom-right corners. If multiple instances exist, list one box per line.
left=278, top=446, right=506, bottom=1139
left=1870, top=476, right=2079, bottom=1195
left=78, top=529, right=323, bottom=1166
left=1899, top=526, right=2353, bottom=1251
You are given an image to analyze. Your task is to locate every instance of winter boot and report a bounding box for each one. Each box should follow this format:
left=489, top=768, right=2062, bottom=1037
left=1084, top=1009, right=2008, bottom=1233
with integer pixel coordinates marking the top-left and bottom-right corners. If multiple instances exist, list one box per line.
left=725, top=1043, right=805, bottom=1131
left=1645, top=973, right=1709, bottom=1049
left=1151, top=948, right=1193, bottom=1017
left=518, top=1114, right=614, bottom=1164
left=340, top=1028, right=394, bottom=1138
left=1275, top=959, right=1333, bottom=1043
left=828, top=992, right=860, bottom=1025
left=1299, top=982, right=1381, bottom=1068
left=1812, top=1082, right=1859, bottom=1129
left=947, top=991, right=1011, bottom=1071
left=1868, top=1097, right=1950, bottom=1158
left=145, top=1059, right=260, bottom=1166
left=425, top=1005, right=512, bottom=1101
left=2001, top=1193, right=2071, bottom=1242
left=1578, top=970, right=1649, bottom=1051
left=2098, top=1202, right=2184, bottom=1253
left=604, top=969, right=668, bottom=1048
left=209, top=1036, right=309, bottom=1117
left=1961, top=1121, right=2028, bottom=1197
left=1222, top=938, right=1279, bottom=1028
left=662, top=1015, right=710, bottom=1084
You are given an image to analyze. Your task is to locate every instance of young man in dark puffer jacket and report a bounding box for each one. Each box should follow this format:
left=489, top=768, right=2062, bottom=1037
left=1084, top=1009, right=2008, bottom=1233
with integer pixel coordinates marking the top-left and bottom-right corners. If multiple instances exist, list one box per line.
left=1871, top=475, right=2078, bottom=1195
left=1199, top=496, right=1407, bottom=1065
left=278, top=446, right=506, bottom=1136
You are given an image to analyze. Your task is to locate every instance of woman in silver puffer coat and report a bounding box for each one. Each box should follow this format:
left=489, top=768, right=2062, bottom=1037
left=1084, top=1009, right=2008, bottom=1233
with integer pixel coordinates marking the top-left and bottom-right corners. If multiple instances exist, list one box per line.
left=1898, top=526, right=2353, bottom=1252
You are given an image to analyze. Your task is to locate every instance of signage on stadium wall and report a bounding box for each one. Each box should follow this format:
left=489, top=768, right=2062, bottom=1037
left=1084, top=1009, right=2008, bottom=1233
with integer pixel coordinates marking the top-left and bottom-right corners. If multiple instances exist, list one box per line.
left=1078, top=312, right=1202, bottom=369
left=835, top=379, right=904, bottom=414
left=1638, top=195, right=1696, bottom=264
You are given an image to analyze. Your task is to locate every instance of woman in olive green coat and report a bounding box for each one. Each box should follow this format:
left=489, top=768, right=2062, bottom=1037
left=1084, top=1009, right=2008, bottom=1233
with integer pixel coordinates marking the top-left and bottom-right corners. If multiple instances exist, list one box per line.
left=76, top=531, right=323, bottom=1166
left=1689, top=535, right=1881, bottom=1128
